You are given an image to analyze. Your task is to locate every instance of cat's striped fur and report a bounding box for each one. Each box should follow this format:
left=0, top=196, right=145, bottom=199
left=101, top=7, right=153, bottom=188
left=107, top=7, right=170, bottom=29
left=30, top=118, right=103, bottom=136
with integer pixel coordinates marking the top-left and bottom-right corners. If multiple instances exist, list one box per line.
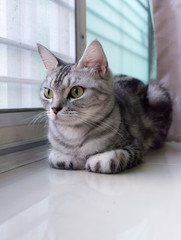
left=38, top=40, right=172, bottom=174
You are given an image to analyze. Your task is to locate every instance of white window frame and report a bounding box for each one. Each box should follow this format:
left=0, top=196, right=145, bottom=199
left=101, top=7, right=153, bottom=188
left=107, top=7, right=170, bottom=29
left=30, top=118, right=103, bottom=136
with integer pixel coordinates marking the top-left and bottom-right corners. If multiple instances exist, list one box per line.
left=0, top=0, right=86, bottom=173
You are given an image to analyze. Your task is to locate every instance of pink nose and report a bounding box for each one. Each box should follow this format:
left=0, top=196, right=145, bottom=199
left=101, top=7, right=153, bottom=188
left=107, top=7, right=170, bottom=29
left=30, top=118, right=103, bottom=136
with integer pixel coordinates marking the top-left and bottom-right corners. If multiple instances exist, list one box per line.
left=51, top=107, right=62, bottom=114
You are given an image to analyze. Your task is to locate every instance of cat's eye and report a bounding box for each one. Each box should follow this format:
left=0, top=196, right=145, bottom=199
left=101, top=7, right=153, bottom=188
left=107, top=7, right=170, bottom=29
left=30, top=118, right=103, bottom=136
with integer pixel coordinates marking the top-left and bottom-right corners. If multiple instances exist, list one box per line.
left=70, top=86, right=84, bottom=98
left=44, top=88, right=54, bottom=99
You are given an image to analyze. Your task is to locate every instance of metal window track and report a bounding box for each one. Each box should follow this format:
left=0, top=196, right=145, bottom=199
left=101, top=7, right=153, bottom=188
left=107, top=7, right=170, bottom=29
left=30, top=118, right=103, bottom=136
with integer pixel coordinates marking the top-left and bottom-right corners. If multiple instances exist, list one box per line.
left=0, top=138, right=49, bottom=173
left=0, top=138, right=48, bottom=156
left=0, top=109, right=45, bottom=127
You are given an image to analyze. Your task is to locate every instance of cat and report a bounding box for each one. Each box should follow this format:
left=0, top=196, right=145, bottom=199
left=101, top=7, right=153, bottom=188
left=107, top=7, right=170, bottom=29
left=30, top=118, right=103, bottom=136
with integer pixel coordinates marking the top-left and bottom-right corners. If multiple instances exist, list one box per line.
left=38, top=40, right=172, bottom=174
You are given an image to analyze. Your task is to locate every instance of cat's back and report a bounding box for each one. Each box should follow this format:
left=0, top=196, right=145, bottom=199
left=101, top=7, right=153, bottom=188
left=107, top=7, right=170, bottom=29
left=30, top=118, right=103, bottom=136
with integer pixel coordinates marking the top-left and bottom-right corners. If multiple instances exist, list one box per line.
left=113, top=74, right=147, bottom=112
left=113, top=74, right=172, bottom=150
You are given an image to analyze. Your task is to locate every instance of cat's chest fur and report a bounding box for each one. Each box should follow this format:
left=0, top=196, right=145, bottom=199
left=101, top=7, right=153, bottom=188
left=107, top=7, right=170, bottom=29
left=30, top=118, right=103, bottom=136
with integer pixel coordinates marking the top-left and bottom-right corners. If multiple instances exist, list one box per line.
left=48, top=103, right=127, bottom=159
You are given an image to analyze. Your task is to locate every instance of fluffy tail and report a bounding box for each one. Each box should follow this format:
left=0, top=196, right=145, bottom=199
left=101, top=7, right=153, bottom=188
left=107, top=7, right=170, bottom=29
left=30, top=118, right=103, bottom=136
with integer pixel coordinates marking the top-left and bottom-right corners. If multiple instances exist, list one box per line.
left=147, top=82, right=172, bottom=148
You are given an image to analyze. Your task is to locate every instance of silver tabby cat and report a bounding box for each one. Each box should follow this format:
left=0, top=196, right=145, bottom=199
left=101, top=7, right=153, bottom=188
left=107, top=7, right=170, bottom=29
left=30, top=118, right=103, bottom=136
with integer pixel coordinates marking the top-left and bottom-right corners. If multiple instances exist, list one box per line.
left=38, top=40, right=172, bottom=174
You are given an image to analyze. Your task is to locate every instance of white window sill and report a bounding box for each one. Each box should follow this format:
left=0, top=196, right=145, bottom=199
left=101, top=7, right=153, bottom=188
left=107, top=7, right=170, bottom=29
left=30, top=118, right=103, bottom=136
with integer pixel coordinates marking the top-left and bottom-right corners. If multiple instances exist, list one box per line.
left=0, top=142, right=181, bottom=239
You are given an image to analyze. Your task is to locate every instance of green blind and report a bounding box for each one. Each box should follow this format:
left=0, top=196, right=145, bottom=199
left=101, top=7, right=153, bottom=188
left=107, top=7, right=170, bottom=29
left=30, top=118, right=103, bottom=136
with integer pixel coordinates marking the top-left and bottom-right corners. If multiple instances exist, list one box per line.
left=86, top=0, right=150, bottom=83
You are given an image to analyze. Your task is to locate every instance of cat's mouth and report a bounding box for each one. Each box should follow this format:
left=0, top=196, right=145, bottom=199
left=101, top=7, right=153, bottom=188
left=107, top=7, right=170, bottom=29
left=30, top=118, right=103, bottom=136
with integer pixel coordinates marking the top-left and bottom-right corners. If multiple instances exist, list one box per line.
left=48, top=111, right=81, bottom=125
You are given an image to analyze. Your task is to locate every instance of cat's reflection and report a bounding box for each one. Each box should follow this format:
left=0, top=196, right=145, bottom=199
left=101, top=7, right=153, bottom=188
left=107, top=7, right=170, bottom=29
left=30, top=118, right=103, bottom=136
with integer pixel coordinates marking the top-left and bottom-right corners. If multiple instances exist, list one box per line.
left=48, top=163, right=143, bottom=196
left=45, top=162, right=175, bottom=240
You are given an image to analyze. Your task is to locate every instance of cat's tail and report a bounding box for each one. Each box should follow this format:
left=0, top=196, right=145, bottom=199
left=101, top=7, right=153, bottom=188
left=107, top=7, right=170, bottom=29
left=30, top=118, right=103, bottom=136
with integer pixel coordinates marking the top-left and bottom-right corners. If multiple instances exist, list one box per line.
left=147, top=81, right=172, bottom=149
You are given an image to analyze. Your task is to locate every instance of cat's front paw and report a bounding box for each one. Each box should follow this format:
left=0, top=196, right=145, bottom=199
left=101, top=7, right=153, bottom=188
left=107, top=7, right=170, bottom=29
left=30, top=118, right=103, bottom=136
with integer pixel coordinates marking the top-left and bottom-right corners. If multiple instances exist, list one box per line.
left=85, top=151, right=121, bottom=174
left=49, top=152, right=74, bottom=170
left=49, top=150, right=84, bottom=170
left=51, top=161, right=74, bottom=170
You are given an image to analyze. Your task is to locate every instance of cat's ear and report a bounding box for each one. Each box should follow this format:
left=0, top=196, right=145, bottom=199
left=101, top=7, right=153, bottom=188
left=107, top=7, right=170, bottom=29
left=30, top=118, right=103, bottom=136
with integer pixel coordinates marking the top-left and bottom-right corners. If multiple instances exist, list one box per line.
left=37, top=44, right=59, bottom=71
left=77, top=40, right=108, bottom=76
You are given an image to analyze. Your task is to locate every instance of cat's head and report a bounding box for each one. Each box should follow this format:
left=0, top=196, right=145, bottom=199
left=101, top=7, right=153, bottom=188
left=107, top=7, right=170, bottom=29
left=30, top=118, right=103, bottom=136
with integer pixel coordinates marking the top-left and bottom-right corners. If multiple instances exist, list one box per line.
left=38, top=40, right=114, bottom=126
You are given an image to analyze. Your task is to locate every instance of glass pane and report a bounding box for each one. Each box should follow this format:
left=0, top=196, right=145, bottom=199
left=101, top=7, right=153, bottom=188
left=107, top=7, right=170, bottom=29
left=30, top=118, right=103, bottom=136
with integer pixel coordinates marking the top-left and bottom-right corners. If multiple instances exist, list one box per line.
left=0, top=0, right=75, bottom=109
left=86, top=0, right=156, bottom=83
left=0, top=82, right=42, bottom=109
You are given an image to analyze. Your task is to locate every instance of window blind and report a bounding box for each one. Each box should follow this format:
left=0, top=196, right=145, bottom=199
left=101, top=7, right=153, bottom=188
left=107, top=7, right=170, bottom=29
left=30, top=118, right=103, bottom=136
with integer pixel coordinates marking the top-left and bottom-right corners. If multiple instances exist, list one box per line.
left=86, top=0, right=151, bottom=83
left=0, top=0, right=75, bottom=109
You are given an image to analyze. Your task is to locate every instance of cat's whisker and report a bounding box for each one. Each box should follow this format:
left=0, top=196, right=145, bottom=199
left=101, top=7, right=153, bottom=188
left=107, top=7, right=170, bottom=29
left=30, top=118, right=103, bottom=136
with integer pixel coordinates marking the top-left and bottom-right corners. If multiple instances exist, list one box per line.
left=29, top=111, right=48, bottom=126
left=79, top=111, right=128, bottom=141
left=30, top=115, right=45, bottom=125
left=79, top=110, right=144, bottom=130
left=21, top=111, right=45, bottom=125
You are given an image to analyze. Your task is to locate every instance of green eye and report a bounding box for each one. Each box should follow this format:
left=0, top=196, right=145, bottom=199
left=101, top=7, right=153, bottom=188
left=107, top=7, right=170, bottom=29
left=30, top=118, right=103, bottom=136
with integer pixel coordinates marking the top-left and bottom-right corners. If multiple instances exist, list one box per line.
left=44, top=88, right=54, bottom=99
left=70, top=86, right=84, bottom=98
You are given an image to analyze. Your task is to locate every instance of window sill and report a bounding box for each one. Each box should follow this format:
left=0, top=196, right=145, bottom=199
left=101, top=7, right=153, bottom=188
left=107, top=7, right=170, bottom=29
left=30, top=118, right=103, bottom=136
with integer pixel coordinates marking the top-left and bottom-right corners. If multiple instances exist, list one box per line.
left=0, top=142, right=48, bottom=173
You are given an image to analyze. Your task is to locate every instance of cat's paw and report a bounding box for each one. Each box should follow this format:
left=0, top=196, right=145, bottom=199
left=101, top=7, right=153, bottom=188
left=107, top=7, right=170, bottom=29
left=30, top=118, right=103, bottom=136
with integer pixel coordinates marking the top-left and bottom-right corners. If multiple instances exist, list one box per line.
left=49, top=151, right=74, bottom=170
left=85, top=151, right=121, bottom=174
left=51, top=161, right=74, bottom=170
left=49, top=150, right=84, bottom=170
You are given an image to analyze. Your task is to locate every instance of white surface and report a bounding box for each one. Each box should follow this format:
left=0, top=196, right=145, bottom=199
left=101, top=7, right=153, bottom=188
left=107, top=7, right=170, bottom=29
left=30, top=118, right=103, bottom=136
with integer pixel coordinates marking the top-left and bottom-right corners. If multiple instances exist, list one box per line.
left=0, top=142, right=181, bottom=240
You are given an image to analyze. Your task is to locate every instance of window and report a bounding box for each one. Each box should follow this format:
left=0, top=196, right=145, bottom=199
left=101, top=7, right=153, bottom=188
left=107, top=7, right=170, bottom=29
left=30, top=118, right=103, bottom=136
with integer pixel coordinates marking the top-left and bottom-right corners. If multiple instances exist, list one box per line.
left=0, top=0, right=75, bottom=109
left=86, top=0, right=156, bottom=83
left=0, top=0, right=86, bottom=172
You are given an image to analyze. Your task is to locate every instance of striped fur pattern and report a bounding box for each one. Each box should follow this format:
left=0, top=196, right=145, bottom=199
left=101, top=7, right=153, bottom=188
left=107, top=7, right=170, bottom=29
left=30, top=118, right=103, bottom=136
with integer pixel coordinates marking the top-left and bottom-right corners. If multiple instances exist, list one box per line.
left=38, top=40, right=172, bottom=174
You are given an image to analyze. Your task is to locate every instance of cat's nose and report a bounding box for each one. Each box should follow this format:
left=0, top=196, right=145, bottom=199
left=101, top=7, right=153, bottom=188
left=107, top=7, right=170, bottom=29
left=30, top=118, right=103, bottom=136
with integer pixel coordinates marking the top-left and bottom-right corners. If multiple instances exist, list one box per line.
left=51, top=107, right=62, bottom=114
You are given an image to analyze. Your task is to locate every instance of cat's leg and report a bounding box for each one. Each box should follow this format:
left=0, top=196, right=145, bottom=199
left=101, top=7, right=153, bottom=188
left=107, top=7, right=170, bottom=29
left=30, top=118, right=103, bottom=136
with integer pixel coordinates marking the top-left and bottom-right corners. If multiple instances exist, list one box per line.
left=49, top=149, right=85, bottom=170
left=85, top=146, right=142, bottom=174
